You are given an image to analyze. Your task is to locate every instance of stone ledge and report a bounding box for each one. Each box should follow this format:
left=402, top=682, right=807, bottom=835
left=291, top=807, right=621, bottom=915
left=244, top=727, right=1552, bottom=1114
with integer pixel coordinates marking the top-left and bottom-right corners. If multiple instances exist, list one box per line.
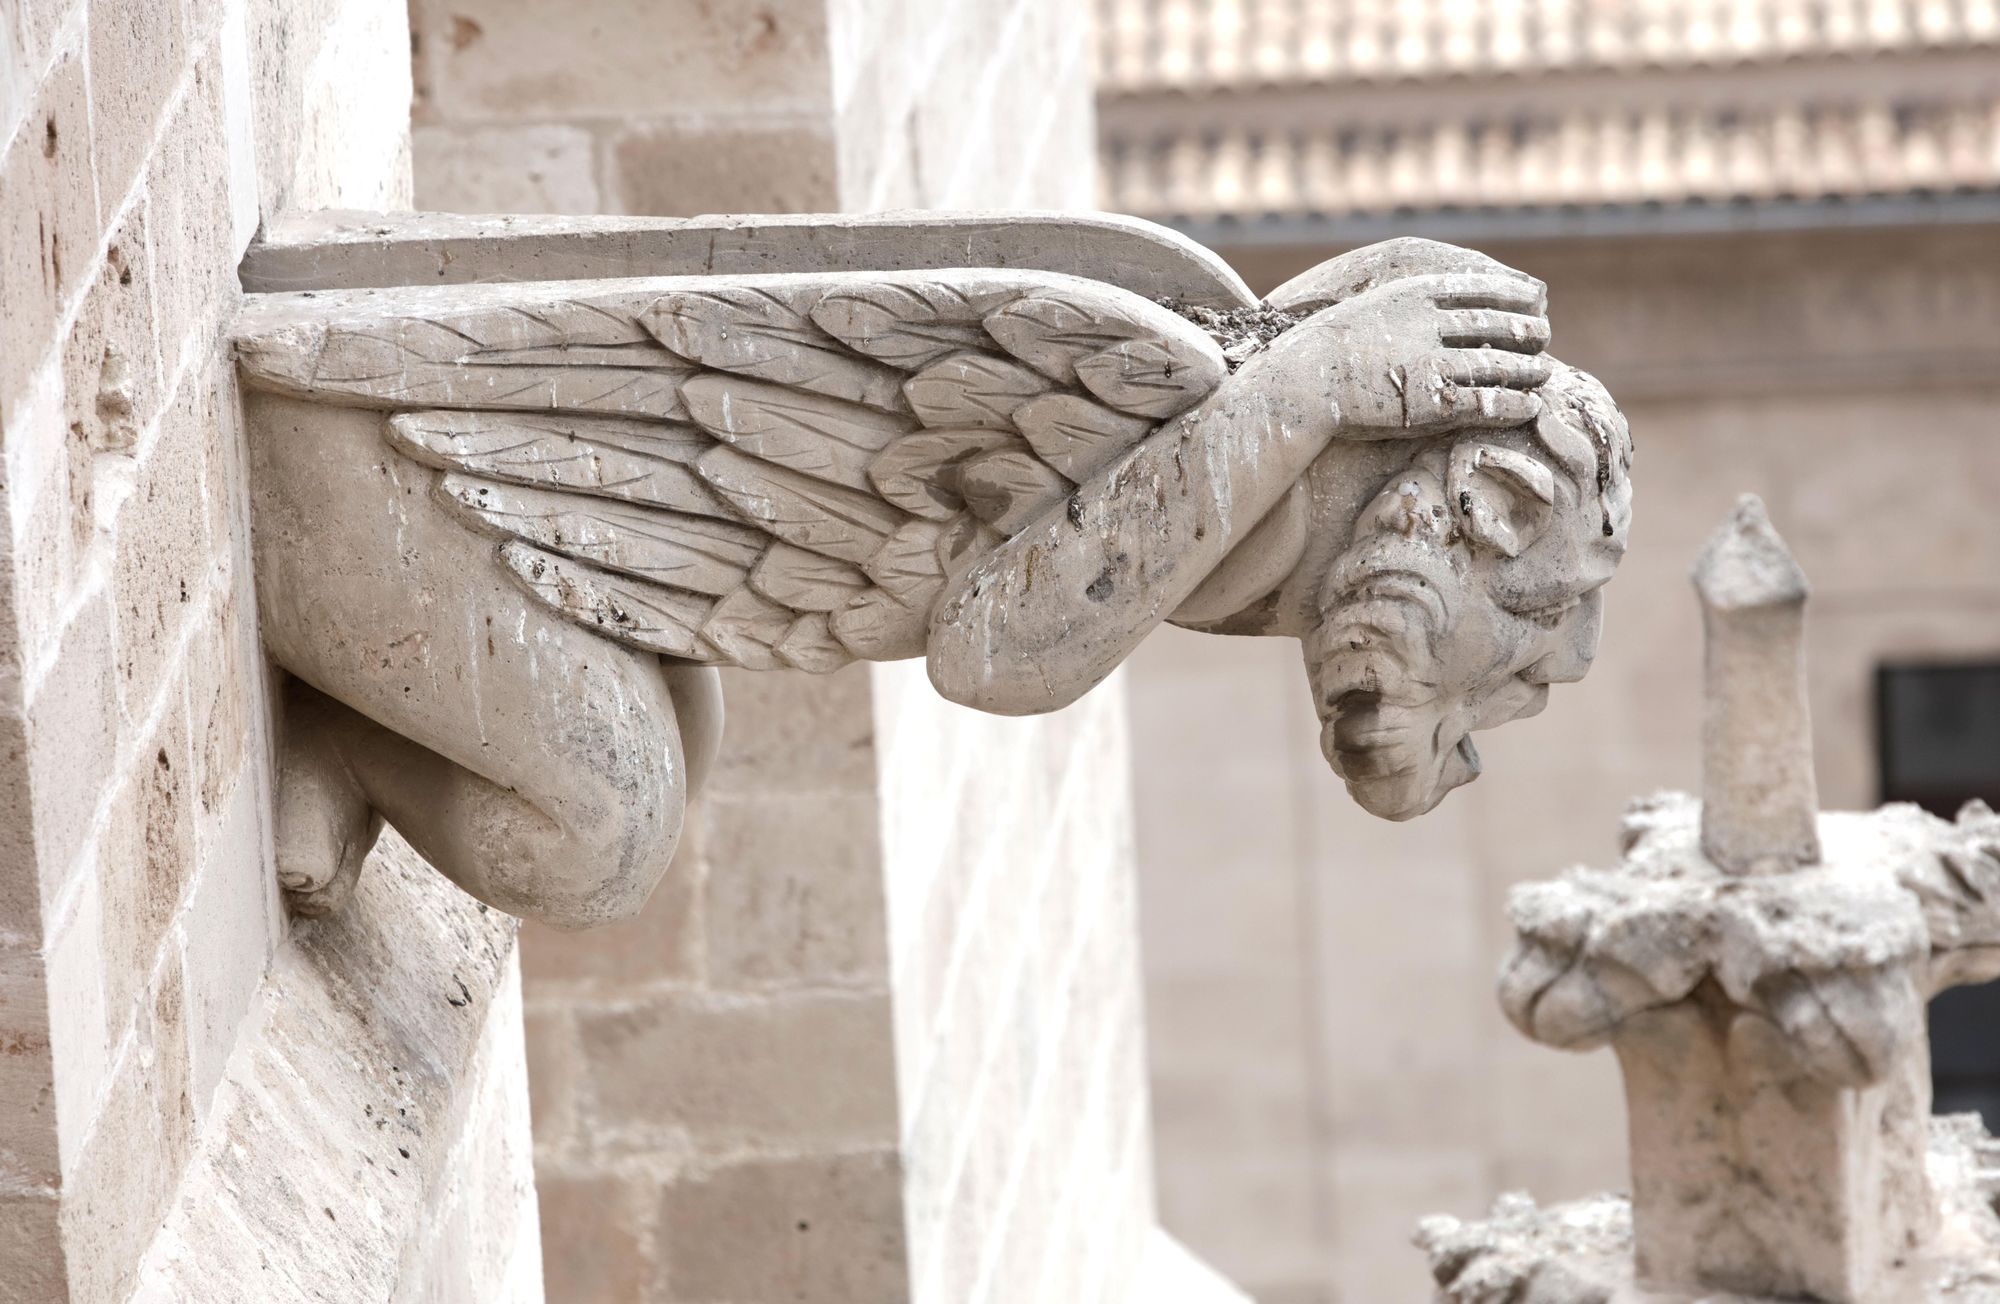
left=127, top=832, right=539, bottom=1303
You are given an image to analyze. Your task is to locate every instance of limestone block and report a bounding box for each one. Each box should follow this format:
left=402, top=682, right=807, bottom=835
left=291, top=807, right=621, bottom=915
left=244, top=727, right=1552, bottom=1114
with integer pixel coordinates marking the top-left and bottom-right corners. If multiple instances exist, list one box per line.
left=131, top=832, right=534, bottom=1303
left=111, top=392, right=214, bottom=720
left=0, top=41, right=95, bottom=408
left=0, top=945, right=58, bottom=1192
left=653, top=1149, right=909, bottom=1301
left=21, top=592, right=116, bottom=907
left=572, top=989, right=897, bottom=1157
left=242, top=0, right=411, bottom=217
left=411, top=0, right=831, bottom=123
left=0, top=703, right=38, bottom=939
left=412, top=123, right=600, bottom=215
left=708, top=665, right=879, bottom=797
left=58, top=202, right=159, bottom=463
left=179, top=772, right=277, bottom=1125
left=144, top=58, right=240, bottom=380
left=608, top=118, right=839, bottom=215
left=59, top=952, right=194, bottom=1304
left=533, top=1174, right=649, bottom=1302
left=703, top=789, right=889, bottom=987
left=97, top=702, right=195, bottom=1025
left=41, top=869, right=108, bottom=1172
left=180, top=586, right=257, bottom=833
left=84, top=0, right=187, bottom=205
left=0, top=1192, right=66, bottom=1304
left=519, top=1005, right=583, bottom=1158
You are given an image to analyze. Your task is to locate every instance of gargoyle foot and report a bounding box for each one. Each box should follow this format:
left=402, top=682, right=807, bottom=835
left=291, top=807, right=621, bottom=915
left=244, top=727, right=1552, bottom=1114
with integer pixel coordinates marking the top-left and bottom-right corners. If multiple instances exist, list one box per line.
left=275, top=678, right=384, bottom=917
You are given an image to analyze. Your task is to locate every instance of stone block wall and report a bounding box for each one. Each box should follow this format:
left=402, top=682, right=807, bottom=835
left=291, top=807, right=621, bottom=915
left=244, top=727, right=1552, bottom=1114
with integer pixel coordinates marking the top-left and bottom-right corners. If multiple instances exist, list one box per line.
left=3, top=0, right=539, bottom=1297
left=406, top=1, right=1187, bottom=1299
left=874, top=664, right=1156, bottom=1304
left=407, top=0, right=1097, bottom=215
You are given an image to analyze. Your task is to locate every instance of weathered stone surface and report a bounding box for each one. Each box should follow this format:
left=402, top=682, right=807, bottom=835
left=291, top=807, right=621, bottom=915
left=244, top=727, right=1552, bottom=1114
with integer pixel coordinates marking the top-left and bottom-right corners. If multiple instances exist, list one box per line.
left=573, top=989, right=898, bottom=1155
left=654, top=1149, right=909, bottom=1300
left=238, top=209, right=1257, bottom=306
left=130, top=832, right=538, bottom=1303
left=231, top=217, right=1631, bottom=926
left=411, top=123, right=600, bottom=215
left=1693, top=495, right=1820, bottom=872
left=1417, top=1116, right=2000, bottom=1303
left=611, top=119, right=840, bottom=215
left=1473, top=504, right=2000, bottom=1304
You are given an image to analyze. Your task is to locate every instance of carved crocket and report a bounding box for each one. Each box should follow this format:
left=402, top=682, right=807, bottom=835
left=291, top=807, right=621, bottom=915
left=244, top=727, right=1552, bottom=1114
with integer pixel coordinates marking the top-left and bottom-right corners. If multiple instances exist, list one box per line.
left=231, top=213, right=1632, bottom=927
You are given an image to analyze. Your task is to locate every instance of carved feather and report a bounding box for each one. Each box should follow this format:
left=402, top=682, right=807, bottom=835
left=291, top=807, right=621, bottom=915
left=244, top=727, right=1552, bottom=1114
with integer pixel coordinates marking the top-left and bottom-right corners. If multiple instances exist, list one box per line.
left=1074, top=335, right=1225, bottom=419
left=981, top=293, right=1131, bottom=384
left=238, top=264, right=1248, bottom=675
left=696, top=446, right=904, bottom=565
left=436, top=475, right=764, bottom=594
left=749, top=543, right=872, bottom=612
left=387, top=411, right=733, bottom=518
left=680, top=375, right=912, bottom=492
left=241, top=305, right=697, bottom=419
left=809, top=283, right=999, bottom=369
left=775, top=613, right=853, bottom=673
left=984, top=291, right=1225, bottom=419
left=497, top=542, right=718, bottom=659
left=1012, top=395, right=1155, bottom=480
left=866, top=428, right=1017, bottom=520
left=830, top=590, right=926, bottom=660
left=698, top=588, right=795, bottom=670
left=903, top=353, right=1051, bottom=429
left=646, top=287, right=910, bottom=413
left=958, top=449, right=1073, bottom=535
left=865, top=520, right=948, bottom=604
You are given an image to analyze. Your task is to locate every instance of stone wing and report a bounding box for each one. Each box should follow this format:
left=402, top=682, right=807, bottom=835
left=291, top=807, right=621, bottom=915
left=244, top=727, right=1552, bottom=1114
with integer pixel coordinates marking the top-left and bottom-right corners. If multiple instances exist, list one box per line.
left=234, top=269, right=1226, bottom=670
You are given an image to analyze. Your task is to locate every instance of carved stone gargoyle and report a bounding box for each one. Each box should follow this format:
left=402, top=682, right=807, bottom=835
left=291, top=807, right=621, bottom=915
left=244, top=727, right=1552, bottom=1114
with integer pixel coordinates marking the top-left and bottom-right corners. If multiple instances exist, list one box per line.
left=231, top=212, right=1633, bottom=927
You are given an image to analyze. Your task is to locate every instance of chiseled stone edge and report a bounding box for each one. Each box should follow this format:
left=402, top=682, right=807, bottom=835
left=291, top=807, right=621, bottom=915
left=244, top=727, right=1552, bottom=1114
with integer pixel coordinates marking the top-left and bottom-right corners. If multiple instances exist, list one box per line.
left=236, top=209, right=1260, bottom=309
left=1414, top=1115, right=2000, bottom=1304
left=127, top=832, right=539, bottom=1303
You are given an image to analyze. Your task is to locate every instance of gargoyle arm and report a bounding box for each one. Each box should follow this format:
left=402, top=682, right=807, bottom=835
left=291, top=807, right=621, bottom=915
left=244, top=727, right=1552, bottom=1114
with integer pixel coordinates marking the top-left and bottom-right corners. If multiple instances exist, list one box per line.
left=927, top=272, right=1554, bottom=715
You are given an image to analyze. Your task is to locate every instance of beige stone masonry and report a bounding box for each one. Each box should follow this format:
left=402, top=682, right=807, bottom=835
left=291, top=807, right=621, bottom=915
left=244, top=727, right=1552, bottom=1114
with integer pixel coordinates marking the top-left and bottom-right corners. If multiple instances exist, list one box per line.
left=1, top=0, right=541, bottom=1297
left=129, top=833, right=540, bottom=1303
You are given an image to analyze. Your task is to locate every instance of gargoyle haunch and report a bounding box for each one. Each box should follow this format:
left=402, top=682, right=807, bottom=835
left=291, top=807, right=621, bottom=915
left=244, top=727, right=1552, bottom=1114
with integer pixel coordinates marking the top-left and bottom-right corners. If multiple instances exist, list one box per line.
left=232, top=214, right=1632, bottom=928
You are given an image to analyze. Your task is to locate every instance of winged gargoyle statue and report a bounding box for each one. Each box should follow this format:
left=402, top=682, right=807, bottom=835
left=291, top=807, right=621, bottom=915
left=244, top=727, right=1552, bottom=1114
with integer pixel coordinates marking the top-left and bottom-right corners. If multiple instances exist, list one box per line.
left=232, top=212, right=1632, bottom=928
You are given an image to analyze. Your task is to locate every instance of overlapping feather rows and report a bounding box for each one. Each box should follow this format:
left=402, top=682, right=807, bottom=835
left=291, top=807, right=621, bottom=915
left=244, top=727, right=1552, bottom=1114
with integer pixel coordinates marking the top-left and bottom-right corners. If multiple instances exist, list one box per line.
left=262, top=272, right=1228, bottom=671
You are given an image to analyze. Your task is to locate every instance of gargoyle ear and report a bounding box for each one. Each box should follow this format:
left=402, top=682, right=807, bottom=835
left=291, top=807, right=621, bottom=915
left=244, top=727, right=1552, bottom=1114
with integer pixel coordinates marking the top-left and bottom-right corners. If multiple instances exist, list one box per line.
left=1448, top=443, right=1556, bottom=558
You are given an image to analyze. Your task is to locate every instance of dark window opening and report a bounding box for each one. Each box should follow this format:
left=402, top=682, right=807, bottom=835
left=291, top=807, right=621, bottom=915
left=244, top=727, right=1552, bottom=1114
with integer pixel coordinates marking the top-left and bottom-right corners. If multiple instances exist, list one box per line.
left=1877, top=662, right=2000, bottom=1130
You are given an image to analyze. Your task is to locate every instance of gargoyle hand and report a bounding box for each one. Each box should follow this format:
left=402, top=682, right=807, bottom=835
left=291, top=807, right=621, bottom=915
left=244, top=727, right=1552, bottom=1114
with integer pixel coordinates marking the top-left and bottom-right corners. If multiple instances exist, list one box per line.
left=1292, top=271, right=1552, bottom=440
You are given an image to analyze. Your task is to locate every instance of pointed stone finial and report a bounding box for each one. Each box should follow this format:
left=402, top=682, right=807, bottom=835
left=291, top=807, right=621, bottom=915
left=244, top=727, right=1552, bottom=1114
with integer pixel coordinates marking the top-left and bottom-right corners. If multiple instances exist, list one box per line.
left=1692, top=495, right=1820, bottom=872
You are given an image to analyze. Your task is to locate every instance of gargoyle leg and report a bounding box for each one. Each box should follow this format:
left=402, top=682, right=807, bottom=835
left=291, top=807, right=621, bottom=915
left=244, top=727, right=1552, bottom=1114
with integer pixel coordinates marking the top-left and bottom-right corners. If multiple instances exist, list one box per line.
left=247, top=394, right=692, bottom=929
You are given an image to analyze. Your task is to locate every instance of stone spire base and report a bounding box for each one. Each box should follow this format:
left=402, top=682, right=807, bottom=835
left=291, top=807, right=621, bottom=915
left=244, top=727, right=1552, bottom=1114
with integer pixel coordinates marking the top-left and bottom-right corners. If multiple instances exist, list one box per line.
left=1419, top=499, right=2000, bottom=1304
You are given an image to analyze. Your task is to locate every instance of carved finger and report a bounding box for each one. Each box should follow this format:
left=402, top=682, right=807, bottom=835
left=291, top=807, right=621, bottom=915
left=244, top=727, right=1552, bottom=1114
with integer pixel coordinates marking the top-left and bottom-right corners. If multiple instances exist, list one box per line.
left=1443, top=385, right=1541, bottom=429
left=1429, top=271, right=1547, bottom=314
left=1439, top=309, right=1550, bottom=354
left=1444, top=349, right=1553, bottom=389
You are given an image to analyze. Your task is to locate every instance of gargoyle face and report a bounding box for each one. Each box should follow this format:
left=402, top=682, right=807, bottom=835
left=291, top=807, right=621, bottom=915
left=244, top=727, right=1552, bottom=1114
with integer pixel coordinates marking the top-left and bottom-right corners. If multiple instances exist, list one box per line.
left=1303, top=364, right=1633, bottom=820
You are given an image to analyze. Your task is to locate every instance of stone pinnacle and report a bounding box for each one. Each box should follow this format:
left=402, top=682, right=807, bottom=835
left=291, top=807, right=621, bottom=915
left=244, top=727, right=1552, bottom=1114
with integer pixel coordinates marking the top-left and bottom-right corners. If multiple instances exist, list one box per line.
left=1692, top=494, right=1821, bottom=872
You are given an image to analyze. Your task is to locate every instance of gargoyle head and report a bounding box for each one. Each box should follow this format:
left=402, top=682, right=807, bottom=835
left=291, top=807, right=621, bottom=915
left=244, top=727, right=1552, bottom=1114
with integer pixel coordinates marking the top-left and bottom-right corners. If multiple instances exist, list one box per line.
left=1302, top=363, right=1632, bottom=819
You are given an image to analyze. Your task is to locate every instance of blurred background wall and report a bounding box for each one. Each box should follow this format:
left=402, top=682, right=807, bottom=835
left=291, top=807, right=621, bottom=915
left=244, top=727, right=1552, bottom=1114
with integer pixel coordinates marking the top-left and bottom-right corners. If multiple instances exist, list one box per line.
left=1095, top=3, right=2000, bottom=1300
